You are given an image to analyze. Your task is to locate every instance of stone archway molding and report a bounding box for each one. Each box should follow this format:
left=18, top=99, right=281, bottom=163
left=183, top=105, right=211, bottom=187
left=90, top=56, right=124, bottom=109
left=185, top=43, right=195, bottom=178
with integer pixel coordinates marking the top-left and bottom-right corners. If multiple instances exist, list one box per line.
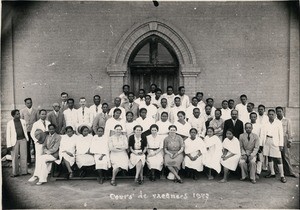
left=107, top=18, right=200, bottom=99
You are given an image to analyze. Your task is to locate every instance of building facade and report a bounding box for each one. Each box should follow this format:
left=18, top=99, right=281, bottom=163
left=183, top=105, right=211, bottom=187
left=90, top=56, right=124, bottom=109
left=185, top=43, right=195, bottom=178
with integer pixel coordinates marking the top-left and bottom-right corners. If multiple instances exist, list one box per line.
left=1, top=1, right=299, bottom=145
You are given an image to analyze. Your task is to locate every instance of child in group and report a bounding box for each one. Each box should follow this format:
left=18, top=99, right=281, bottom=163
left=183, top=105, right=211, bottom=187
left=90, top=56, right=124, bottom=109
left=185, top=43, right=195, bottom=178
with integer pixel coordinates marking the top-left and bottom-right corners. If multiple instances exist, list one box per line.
left=90, top=127, right=111, bottom=184
left=203, top=127, right=223, bottom=180
left=219, top=129, right=241, bottom=183
left=58, top=126, right=77, bottom=179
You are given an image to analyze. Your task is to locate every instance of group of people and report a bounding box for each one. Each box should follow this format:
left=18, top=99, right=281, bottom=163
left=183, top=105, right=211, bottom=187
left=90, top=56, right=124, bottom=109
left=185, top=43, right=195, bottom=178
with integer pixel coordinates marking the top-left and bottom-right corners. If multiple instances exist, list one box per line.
left=6, top=84, right=298, bottom=186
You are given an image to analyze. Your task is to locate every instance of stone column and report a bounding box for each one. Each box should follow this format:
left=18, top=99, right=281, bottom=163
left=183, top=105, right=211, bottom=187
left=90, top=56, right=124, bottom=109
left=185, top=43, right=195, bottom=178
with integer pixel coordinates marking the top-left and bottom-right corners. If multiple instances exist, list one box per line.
left=180, top=65, right=201, bottom=97
left=107, top=64, right=127, bottom=103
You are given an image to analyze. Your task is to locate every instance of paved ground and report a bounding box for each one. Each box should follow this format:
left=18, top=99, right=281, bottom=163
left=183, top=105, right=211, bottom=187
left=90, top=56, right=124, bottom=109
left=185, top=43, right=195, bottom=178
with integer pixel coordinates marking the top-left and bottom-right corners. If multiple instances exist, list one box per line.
left=2, top=164, right=299, bottom=209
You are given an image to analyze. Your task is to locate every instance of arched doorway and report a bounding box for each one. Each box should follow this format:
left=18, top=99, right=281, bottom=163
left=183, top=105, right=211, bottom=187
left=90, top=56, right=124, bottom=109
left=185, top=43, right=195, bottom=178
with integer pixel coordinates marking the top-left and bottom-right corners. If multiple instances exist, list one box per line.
left=128, top=35, right=179, bottom=95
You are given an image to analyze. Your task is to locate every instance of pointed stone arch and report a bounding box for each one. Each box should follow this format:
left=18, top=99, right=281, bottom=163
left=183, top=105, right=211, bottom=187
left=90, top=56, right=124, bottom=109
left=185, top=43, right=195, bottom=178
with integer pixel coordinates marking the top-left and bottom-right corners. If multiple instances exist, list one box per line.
left=107, top=18, right=200, bottom=99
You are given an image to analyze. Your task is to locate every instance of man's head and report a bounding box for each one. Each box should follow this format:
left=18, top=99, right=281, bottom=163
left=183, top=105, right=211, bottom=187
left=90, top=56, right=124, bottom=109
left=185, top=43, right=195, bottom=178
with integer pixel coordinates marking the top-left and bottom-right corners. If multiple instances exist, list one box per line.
left=145, top=95, right=151, bottom=105
left=11, top=109, right=20, bottom=120
left=193, top=108, right=201, bottom=118
left=67, top=98, right=74, bottom=109
left=205, top=105, right=212, bottom=115
left=191, top=97, right=198, bottom=106
left=231, top=109, right=238, bottom=120
left=155, top=88, right=162, bottom=98
left=215, top=109, right=222, bottom=119
left=93, top=95, right=101, bottom=106
left=267, top=109, right=276, bottom=121
left=138, top=89, right=145, bottom=99
left=247, top=102, right=254, bottom=113
left=166, top=86, right=174, bottom=95
left=122, top=85, right=130, bottom=94
left=114, top=97, right=121, bottom=107
left=128, top=92, right=135, bottom=103
left=250, top=112, right=257, bottom=123
left=228, top=99, right=235, bottom=109
left=52, top=103, right=60, bottom=112
left=258, top=104, right=266, bottom=116
left=195, top=92, right=203, bottom=102
left=178, top=86, right=185, bottom=96
left=245, top=123, right=253, bottom=134
left=79, top=97, right=86, bottom=108
left=39, top=109, right=47, bottom=120
left=150, top=84, right=157, bottom=93
left=160, top=98, right=168, bottom=108
left=240, top=94, right=247, bottom=105
left=24, top=98, right=33, bottom=109
left=139, top=108, right=147, bottom=119
left=48, top=124, right=56, bottom=135
left=206, top=98, right=214, bottom=107
left=222, top=100, right=228, bottom=109
left=61, top=92, right=68, bottom=102
left=102, top=103, right=109, bottom=113
left=275, top=106, right=284, bottom=119
left=174, top=97, right=181, bottom=107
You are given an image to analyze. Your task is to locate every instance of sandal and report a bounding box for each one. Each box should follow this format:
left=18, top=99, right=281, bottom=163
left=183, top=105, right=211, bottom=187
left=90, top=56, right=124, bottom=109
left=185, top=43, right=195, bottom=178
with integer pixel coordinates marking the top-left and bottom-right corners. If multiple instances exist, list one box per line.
left=110, top=180, right=116, bottom=186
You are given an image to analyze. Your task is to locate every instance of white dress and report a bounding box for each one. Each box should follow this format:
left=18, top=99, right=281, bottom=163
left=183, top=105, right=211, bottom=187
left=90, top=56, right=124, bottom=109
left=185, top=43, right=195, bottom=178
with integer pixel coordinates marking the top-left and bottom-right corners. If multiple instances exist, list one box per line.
left=146, top=135, right=164, bottom=171
left=57, top=134, right=77, bottom=166
left=125, top=120, right=138, bottom=138
left=108, top=135, right=129, bottom=170
left=174, top=121, right=191, bottom=138
left=90, top=135, right=111, bottom=170
left=156, top=120, right=172, bottom=139
left=203, top=135, right=223, bottom=173
left=220, top=137, right=241, bottom=171
left=75, top=134, right=95, bottom=168
left=183, top=137, right=206, bottom=172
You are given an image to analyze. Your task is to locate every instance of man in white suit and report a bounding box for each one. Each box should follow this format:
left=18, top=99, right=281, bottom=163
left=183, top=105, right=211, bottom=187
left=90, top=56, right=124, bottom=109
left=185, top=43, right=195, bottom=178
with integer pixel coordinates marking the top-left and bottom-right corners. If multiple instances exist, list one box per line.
left=20, top=98, right=39, bottom=164
left=6, top=109, right=29, bottom=177
left=76, top=97, right=92, bottom=133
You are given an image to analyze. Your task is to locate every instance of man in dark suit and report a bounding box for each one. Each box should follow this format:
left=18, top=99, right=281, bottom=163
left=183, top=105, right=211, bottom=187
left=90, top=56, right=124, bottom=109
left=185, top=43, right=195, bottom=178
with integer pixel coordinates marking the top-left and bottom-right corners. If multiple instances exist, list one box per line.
left=223, top=109, right=244, bottom=140
left=47, top=103, right=66, bottom=134
left=121, top=92, right=139, bottom=120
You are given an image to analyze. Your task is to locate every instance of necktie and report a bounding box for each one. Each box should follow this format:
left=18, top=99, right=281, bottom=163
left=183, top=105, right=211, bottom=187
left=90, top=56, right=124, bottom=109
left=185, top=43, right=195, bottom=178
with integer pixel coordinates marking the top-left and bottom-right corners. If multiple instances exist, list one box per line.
left=82, top=108, right=85, bottom=117
left=130, top=103, right=133, bottom=109
left=42, top=121, right=46, bottom=128
left=96, top=106, right=98, bottom=113
left=247, top=134, right=250, bottom=141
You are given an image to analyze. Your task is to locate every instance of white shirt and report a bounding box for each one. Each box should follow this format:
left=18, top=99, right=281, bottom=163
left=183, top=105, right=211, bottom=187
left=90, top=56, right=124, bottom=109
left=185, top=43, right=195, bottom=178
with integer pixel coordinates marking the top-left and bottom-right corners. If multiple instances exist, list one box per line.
left=221, top=108, right=231, bottom=121
left=119, top=93, right=129, bottom=105
left=162, top=93, right=175, bottom=107
left=63, top=108, right=78, bottom=130
left=139, top=103, right=157, bottom=120
left=136, top=117, right=155, bottom=132
left=151, top=96, right=163, bottom=108
left=170, top=105, right=186, bottom=123
left=175, top=94, right=190, bottom=109
left=186, top=105, right=200, bottom=120
left=76, top=107, right=92, bottom=127
left=134, top=98, right=145, bottom=106
left=235, top=103, right=248, bottom=124
left=156, top=107, right=171, bottom=122
left=197, top=100, right=206, bottom=114
left=261, top=119, right=284, bottom=147
left=89, top=104, right=102, bottom=121
left=30, top=119, right=51, bottom=143
left=252, top=123, right=263, bottom=146
left=188, top=116, right=206, bottom=138
left=257, top=114, right=268, bottom=126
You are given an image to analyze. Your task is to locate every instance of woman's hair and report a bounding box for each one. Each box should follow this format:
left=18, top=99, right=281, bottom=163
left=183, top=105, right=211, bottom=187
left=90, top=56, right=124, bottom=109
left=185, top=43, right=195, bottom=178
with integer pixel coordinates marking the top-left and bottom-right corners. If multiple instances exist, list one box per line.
left=126, top=111, right=134, bottom=116
left=161, top=111, right=168, bottom=117
left=189, top=128, right=198, bottom=134
left=150, top=124, right=159, bottom=131
left=177, top=111, right=186, bottom=117
left=226, top=128, right=234, bottom=135
left=113, top=108, right=122, bottom=114
left=206, top=127, right=215, bottom=133
left=168, top=125, right=177, bottom=131
left=97, top=127, right=104, bottom=132
left=65, top=126, right=74, bottom=132
left=80, top=126, right=89, bottom=134
left=114, top=124, right=123, bottom=130
left=133, top=125, right=143, bottom=131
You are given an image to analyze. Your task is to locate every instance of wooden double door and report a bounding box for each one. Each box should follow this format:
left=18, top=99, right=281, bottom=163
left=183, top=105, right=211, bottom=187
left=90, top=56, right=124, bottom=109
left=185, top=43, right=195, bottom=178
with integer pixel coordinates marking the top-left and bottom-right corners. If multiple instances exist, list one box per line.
left=130, top=67, right=179, bottom=95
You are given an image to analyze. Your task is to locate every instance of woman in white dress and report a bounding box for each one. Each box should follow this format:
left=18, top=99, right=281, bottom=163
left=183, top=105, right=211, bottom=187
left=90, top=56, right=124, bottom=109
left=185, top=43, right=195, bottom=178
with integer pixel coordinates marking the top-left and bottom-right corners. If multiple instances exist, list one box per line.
left=90, top=127, right=111, bottom=184
left=183, top=128, right=206, bottom=180
left=125, top=111, right=138, bottom=138
left=58, top=126, right=77, bottom=179
left=203, top=127, right=223, bottom=180
left=129, top=125, right=147, bottom=184
left=146, top=124, right=164, bottom=181
left=104, top=108, right=126, bottom=138
left=219, top=129, right=241, bottom=183
left=75, top=126, right=95, bottom=177
left=108, top=124, right=129, bottom=186
left=156, top=112, right=172, bottom=139
left=136, top=108, right=155, bottom=136
left=174, top=111, right=191, bottom=140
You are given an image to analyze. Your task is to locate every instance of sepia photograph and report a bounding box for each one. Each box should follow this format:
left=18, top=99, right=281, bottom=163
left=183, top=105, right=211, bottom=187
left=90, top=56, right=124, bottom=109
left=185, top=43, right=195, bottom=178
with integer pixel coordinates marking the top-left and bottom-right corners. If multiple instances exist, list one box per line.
left=1, top=0, right=299, bottom=209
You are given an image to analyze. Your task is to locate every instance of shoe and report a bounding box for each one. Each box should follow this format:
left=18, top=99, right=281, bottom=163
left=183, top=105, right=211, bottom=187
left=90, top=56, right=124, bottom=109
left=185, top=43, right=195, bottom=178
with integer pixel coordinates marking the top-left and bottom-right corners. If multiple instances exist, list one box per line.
left=265, top=174, right=276, bottom=178
left=240, top=177, right=247, bottom=181
left=28, top=176, right=38, bottom=182
left=134, top=178, right=139, bottom=184
left=193, top=174, right=198, bottom=180
left=22, top=173, right=31, bottom=176
left=79, top=170, right=86, bottom=178
left=256, top=174, right=260, bottom=180
left=290, top=173, right=299, bottom=178
left=280, top=176, right=287, bottom=183
left=36, top=182, right=44, bottom=185
left=97, top=177, right=104, bottom=184
left=250, top=179, right=256, bottom=184
left=139, top=180, right=144, bottom=185
left=10, top=174, right=19, bottom=178
left=218, top=179, right=227, bottom=183
left=177, top=178, right=183, bottom=184
left=208, top=175, right=214, bottom=180
left=110, top=180, right=116, bottom=186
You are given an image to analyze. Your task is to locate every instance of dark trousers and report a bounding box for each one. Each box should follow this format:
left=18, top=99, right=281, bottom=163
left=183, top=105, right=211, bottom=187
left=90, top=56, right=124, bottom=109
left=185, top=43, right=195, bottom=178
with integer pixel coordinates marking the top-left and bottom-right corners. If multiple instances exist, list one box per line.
left=27, top=132, right=36, bottom=164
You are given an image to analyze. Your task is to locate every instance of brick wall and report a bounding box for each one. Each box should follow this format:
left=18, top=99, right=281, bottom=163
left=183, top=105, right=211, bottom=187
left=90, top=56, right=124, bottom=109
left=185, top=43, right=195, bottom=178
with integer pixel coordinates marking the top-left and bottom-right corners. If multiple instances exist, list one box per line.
left=1, top=1, right=299, bottom=145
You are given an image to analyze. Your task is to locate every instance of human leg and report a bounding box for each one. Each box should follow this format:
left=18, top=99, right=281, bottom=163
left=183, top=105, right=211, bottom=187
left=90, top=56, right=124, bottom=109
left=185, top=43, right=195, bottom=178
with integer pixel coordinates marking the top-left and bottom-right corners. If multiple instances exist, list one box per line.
left=19, top=139, right=28, bottom=174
